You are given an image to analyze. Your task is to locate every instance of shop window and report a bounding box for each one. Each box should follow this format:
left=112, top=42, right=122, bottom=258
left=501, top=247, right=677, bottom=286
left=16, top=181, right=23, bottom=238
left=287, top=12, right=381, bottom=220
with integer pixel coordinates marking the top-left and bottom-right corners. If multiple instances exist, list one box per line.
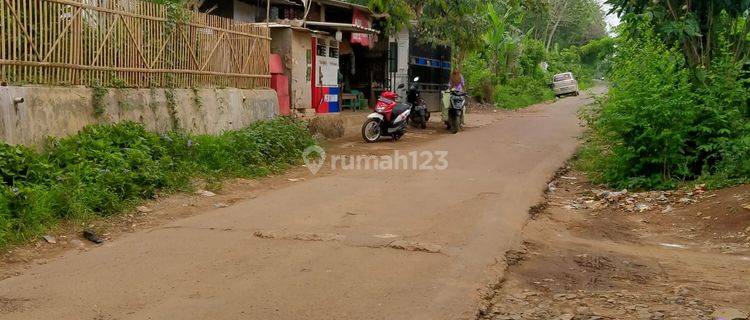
left=329, top=46, right=339, bottom=58
left=317, top=43, right=327, bottom=56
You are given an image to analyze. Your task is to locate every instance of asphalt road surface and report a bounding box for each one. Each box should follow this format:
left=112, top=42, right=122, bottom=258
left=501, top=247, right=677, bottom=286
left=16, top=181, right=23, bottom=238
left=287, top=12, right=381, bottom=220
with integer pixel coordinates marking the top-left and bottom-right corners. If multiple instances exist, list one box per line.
left=0, top=89, right=599, bottom=320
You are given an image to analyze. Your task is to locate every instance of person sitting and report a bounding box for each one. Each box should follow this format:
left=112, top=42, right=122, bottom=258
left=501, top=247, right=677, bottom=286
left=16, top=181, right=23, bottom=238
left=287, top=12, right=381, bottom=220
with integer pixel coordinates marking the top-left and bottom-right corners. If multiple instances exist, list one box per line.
left=442, top=67, right=466, bottom=125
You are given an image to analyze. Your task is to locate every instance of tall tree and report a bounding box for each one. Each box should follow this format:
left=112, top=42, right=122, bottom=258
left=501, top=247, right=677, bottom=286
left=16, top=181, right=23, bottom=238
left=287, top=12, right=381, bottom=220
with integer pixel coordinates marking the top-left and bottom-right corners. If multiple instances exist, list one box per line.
left=416, top=0, right=488, bottom=64
left=482, top=0, right=529, bottom=80
left=518, top=0, right=606, bottom=51
left=607, top=0, right=750, bottom=67
left=543, top=0, right=606, bottom=51
left=350, top=0, right=415, bottom=36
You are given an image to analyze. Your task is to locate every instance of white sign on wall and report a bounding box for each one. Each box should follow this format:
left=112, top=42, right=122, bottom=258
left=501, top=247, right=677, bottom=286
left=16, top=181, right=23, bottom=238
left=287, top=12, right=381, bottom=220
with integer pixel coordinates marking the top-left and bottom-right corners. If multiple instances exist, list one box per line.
left=316, top=38, right=340, bottom=87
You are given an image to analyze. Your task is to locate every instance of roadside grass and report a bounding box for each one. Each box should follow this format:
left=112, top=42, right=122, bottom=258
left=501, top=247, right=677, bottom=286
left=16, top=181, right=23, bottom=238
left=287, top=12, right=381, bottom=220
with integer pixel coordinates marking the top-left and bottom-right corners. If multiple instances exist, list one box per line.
left=494, top=87, right=555, bottom=109
left=493, top=77, right=556, bottom=110
left=0, top=118, right=315, bottom=248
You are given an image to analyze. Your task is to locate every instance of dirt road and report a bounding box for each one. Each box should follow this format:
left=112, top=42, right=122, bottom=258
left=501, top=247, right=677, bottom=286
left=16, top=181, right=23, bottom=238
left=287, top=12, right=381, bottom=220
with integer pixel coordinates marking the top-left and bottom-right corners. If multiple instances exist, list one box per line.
left=0, top=91, right=594, bottom=320
left=479, top=167, right=750, bottom=320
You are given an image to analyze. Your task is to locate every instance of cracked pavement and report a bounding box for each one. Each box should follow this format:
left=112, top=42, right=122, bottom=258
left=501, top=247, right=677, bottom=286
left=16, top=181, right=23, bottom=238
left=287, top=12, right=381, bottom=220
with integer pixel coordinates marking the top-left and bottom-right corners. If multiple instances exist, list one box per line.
left=0, top=90, right=596, bottom=320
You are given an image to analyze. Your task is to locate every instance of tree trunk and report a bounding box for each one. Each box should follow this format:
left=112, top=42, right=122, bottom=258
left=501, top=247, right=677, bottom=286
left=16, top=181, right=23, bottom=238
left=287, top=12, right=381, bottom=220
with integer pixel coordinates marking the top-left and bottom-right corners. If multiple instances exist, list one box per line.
left=545, top=0, right=568, bottom=52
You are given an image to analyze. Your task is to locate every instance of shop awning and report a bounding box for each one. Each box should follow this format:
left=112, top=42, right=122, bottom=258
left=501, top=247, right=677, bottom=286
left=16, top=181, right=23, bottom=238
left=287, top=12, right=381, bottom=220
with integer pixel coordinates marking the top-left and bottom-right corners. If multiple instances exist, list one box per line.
left=303, top=21, right=379, bottom=34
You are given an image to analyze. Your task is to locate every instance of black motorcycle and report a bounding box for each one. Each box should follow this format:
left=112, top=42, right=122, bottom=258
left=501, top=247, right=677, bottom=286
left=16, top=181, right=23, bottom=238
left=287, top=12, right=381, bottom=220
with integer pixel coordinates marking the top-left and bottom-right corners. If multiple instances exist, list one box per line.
left=446, top=89, right=467, bottom=134
left=407, top=77, right=430, bottom=129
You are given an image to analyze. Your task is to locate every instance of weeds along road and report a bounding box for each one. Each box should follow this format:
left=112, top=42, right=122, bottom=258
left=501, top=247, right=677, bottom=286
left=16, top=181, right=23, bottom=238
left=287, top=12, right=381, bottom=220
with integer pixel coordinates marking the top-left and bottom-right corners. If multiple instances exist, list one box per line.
left=0, top=89, right=599, bottom=320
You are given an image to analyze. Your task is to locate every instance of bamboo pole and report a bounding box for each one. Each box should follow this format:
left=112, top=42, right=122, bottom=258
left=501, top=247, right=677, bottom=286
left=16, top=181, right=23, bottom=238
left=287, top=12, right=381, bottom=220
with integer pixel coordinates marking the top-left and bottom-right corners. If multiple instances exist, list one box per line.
left=0, top=0, right=272, bottom=89
left=0, top=0, right=5, bottom=84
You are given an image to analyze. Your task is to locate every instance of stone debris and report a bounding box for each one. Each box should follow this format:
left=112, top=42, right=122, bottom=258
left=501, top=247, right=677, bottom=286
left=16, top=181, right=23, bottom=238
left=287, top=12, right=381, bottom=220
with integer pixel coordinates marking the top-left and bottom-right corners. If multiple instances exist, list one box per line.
left=196, top=189, right=216, bottom=197
left=636, top=202, right=652, bottom=212
left=711, top=307, right=748, bottom=320
left=555, top=314, right=574, bottom=320
left=573, top=254, right=613, bottom=269
left=679, top=197, right=695, bottom=204
left=548, top=182, right=557, bottom=192
left=136, top=206, right=153, bottom=213
left=213, top=202, right=229, bottom=208
left=82, top=229, right=103, bottom=244
left=42, top=235, right=57, bottom=244
left=484, top=287, right=719, bottom=320
left=554, top=178, right=718, bottom=213
left=505, top=248, right=527, bottom=266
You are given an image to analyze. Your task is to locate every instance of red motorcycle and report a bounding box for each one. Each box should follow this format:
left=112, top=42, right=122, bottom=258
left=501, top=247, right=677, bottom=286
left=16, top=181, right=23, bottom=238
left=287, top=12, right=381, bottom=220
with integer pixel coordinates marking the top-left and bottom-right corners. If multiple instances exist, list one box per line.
left=361, top=84, right=411, bottom=143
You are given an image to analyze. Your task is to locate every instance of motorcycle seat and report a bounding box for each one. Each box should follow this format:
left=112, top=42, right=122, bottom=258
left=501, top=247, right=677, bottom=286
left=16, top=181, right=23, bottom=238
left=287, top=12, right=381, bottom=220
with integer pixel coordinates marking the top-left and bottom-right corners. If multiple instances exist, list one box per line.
left=392, top=103, right=411, bottom=117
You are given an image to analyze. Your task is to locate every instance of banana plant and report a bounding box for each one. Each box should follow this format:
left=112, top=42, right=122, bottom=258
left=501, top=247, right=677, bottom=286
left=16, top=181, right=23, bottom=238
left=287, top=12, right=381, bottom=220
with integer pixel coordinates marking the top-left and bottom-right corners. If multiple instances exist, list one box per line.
left=482, top=0, right=532, bottom=82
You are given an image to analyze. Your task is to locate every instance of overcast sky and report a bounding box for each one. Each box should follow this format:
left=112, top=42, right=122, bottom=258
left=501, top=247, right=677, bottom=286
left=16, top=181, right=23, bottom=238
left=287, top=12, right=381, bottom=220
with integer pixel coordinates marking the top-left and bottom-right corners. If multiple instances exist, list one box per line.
left=598, top=0, right=621, bottom=33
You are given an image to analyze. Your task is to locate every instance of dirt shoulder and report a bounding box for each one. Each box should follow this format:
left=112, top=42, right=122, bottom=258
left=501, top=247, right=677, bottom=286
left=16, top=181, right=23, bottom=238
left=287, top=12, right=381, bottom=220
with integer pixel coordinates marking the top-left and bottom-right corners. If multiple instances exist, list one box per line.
left=478, top=166, right=750, bottom=320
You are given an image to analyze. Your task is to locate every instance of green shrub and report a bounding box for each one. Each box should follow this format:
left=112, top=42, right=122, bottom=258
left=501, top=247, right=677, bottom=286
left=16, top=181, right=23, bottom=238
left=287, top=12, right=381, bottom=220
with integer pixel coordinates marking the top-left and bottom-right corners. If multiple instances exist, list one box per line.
left=0, top=117, right=315, bottom=247
left=463, top=52, right=495, bottom=102
left=463, top=46, right=554, bottom=109
left=494, top=76, right=554, bottom=109
left=519, top=39, right=547, bottom=79
left=0, top=144, right=51, bottom=186
left=579, top=26, right=750, bottom=189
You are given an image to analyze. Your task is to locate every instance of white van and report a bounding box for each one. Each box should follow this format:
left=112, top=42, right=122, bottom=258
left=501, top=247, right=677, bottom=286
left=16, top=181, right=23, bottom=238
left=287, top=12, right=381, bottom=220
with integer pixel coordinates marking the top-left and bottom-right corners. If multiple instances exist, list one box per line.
left=551, top=72, right=579, bottom=97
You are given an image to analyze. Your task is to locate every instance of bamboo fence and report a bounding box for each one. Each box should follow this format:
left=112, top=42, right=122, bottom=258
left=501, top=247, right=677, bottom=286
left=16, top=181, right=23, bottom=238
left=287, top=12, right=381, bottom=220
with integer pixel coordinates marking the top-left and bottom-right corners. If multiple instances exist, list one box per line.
left=0, top=0, right=271, bottom=89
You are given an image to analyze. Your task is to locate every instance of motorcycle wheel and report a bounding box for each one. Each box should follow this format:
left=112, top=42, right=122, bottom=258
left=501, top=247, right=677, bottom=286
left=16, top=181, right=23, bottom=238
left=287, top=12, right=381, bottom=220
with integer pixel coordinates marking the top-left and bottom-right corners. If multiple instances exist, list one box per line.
left=449, top=115, right=459, bottom=134
left=419, top=110, right=427, bottom=129
left=362, top=119, right=381, bottom=143
left=392, top=131, right=403, bottom=142
left=410, top=117, right=420, bottom=128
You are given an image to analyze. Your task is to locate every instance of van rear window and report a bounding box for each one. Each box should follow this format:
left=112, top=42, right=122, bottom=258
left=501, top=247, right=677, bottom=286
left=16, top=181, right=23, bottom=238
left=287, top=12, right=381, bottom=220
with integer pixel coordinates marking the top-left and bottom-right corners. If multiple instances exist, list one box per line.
left=554, top=74, right=572, bottom=82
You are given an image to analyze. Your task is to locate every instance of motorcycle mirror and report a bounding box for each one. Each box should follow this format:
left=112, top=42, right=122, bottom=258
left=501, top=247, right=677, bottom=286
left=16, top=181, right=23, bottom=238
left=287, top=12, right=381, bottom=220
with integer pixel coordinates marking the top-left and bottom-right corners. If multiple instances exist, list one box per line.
left=397, top=83, right=405, bottom=89
left=413, top=76, right=420, bottom=82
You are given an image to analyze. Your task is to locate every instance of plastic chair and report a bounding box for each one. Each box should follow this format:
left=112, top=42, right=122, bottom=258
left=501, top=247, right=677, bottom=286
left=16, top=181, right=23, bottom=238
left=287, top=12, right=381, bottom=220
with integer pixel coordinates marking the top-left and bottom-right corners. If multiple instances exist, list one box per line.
left=341, top=95, right=356, bottom=111
left=351, top=90, right=367, bottom=111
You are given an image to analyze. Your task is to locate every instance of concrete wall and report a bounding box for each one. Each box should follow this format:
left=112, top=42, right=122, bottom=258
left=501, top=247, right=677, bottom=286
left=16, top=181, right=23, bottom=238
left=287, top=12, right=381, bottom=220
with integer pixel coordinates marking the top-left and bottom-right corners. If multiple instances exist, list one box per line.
left=233, top=0, right=257, bottom=22
left=0, top=86, right=278, bottom=146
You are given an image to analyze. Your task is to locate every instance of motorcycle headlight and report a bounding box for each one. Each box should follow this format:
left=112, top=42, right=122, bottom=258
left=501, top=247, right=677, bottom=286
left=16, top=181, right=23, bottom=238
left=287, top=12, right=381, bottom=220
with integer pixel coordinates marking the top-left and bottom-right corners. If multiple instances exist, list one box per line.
left=376, top=106, right=386, bottom=112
